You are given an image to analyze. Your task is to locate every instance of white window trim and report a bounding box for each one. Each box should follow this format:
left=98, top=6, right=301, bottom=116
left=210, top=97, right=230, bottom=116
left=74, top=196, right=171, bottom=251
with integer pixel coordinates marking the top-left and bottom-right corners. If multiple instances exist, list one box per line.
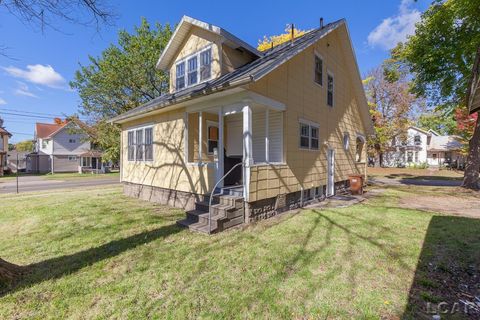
left=327, top=71, right=334, bottom=107
left=126, top=124, right=154, bottom=163
left=68, top=155, right=77, bottom=161
left=175, top=45, right=213, bottom=92
left=299, top=119, right=320, bottom=151
left=314, top=51, right=323, bottom=87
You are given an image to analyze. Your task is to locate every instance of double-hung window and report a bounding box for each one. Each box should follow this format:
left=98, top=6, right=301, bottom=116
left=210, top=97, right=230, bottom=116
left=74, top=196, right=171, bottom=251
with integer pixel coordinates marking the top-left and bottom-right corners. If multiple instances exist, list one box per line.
left=144, top=128, right=153, bottom=161
left=327, top=73, right=334, bottom=107
left=207, top=123, right=219, bottom=154
left=135, top=129, right=144, bottom=161
left=200, top=48, right=212, bottom=81
left=127, top=126, right=154, bottom=162
left=127, top=131, right=135, bottom=161
left=175, top=47, right=212, bottom=91
left=176, top=62, right=185, bottom=90
left=187, top=56, right=198, bottom=86
left=299, top=122, right=320, bottom=150
left=314, top=55, right=323, bottom=85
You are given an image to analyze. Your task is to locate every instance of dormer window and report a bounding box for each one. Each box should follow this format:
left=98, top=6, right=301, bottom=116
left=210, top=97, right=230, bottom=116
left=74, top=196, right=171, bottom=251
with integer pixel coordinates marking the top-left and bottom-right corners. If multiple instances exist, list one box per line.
left=176, top=62, right=185, bottom=90
left=200, top=49, right=211, bottom=81
left=187, top=56, right=198, bottom=86
left=174, top=46, right=212, bottom=91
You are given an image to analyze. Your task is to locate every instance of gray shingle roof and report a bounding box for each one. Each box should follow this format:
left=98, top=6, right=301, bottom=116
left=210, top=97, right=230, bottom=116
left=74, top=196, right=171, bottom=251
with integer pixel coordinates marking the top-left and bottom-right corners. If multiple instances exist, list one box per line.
left=111, top=19, right=345, bottom=123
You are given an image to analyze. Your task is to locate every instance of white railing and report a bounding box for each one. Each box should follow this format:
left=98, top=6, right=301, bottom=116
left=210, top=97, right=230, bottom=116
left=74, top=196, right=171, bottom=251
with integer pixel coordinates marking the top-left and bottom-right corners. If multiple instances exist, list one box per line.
left=208, top=162, right=243, bottom=234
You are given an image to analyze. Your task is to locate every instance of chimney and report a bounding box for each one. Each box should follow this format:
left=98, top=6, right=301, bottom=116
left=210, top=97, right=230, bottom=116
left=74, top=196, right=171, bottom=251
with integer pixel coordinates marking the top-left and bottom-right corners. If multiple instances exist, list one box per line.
left=320, top=17, right=324, bottom=28
left=291, top=23, right=295, bottom=45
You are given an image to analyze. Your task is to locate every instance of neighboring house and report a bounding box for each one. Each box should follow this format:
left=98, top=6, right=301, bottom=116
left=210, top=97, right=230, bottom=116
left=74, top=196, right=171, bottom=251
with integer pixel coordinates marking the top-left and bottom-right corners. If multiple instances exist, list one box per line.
left=0, top=126, right=12, bottom=176
left=110, top=16, right=373, bottom=233
left=26, top=121, right=103, bottom=173
left=384, top=126, right=465, bottom=168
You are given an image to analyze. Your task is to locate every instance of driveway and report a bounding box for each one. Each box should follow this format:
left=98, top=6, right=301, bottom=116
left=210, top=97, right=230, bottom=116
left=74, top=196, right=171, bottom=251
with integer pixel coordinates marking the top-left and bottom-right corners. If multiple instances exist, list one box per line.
left=0, top=175, right=120, bottom=194
left=370, top=176, right=462, bottom=187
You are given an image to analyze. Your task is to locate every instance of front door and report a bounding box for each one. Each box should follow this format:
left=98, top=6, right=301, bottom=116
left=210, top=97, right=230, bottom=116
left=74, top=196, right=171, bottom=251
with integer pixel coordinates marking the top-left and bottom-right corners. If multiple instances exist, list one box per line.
left=327, top=149, right=335, bottom=197
left=92, top=157, right=97, bottom=169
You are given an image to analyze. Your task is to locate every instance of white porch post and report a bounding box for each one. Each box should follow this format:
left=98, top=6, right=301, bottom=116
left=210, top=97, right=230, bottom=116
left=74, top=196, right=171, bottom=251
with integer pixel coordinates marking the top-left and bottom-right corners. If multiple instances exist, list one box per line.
left=243, top=102, right=253, bottom=201
left=265, top=109, right=269, bottom=163
left=198, top=111, right=203, bottom=163
left=216, top=108, right=224, bottom=186
left=184, top=112, right=189, bottom=163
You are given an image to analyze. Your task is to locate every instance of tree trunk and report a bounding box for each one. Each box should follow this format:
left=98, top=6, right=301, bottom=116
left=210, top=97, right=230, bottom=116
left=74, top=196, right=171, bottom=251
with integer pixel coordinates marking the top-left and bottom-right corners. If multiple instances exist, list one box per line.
left=462, top=115, right=480, bottom=189
left=0, top=258, right=23, bottom=284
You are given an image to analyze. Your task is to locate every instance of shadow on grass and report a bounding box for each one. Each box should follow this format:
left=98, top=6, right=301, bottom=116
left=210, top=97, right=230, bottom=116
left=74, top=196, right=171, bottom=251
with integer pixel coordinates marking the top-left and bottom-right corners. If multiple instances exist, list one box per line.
left=402, top=215, right=480, bottom=319
left=0, top=223, right=182, bottom=297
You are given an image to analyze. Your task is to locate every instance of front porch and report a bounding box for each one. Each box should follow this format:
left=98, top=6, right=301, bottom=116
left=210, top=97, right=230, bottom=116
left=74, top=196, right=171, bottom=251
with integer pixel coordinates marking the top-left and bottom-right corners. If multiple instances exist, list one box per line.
left=178, top=92, right=286, bottom=233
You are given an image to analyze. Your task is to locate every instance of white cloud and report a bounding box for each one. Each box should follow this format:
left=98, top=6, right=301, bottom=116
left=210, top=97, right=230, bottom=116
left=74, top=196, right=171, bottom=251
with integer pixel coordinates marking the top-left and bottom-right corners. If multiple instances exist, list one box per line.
left=0, top=97, right=6, bottom=105
left=14, top=82, right=38, bottom=98
left=3, top=64, right=66, bottom=88
left=367, top=0, right=421, bottom=50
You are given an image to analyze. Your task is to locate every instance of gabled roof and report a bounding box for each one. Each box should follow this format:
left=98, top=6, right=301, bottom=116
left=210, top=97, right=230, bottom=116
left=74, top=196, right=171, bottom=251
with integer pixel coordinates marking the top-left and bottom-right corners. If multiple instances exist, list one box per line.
left=35, top=122, right=66, bottom=139
left=467, top=46, right=480, bottom=114
left=112, top=19, right=347, bottom=124
left=156, top=15, right=262, bottom=71
left=0, top=127, right=12, bottom=137
left=409, top=126, right=431, bottom=136
left=427, top=135, right=463, bottom=152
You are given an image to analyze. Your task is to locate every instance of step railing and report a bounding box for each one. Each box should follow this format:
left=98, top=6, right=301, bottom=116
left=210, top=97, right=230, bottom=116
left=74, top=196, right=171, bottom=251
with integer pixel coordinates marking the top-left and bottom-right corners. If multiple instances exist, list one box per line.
left=208, top=162, right=243, bottom=234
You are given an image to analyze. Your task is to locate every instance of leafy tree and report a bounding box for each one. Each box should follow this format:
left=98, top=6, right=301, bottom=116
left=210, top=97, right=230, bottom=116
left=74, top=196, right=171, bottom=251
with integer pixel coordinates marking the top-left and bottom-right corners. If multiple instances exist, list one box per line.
left=257, top=25, right=309, bottom=51
left=70, top=18, right=172, bottom=163
left=417, top=112, right=457, bottom=135
left=364, top=65, right=422, bottom=166
left=15, top=140, right=34, bottom=152
left=396, top=0, right=480, bottom=188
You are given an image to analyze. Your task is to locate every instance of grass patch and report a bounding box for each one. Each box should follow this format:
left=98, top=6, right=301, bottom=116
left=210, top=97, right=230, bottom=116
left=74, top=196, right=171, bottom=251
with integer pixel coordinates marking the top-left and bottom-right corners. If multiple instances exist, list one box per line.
left=0, top=185, right=478, bottom=319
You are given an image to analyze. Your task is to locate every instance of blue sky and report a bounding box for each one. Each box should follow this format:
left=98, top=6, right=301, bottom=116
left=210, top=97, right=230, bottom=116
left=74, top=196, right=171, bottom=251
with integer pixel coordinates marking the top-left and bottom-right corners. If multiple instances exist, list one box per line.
left=0, top=0, right=429, bottom=143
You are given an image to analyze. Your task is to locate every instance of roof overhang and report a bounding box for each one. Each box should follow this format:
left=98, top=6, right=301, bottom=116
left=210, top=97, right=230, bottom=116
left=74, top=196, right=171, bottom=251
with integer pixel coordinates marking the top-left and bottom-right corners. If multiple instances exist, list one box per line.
left=156, top=15, right=262, bottom=71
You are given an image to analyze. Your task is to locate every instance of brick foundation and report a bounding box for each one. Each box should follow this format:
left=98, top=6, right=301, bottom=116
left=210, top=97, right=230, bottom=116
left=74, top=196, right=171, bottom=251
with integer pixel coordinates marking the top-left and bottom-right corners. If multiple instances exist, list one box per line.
left=123, top=182, right=202, bottom=211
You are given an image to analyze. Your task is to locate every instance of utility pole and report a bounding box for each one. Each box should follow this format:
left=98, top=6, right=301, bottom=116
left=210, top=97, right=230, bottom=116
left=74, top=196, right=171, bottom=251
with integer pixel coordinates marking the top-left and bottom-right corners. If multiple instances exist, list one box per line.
left=16, top=153, right=19, bottom=194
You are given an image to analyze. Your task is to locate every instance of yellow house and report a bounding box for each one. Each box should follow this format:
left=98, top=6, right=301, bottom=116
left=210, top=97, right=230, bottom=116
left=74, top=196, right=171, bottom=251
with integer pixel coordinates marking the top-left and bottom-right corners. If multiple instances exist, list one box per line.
left=111, top=16, right=374, bottom=233
left=0, top=126, right=12, bottom=176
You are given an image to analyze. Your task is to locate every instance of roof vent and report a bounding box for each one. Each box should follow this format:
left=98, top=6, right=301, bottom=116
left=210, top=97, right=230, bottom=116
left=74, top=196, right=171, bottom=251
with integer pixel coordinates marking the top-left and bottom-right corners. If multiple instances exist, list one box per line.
left=320, top=17, right=324, bottom=28
left=290, top=23, right=295, bottom=45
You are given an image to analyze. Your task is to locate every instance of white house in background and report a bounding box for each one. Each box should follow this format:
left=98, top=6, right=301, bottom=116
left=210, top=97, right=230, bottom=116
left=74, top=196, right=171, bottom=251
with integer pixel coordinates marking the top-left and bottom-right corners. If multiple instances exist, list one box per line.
left=384, top=126, right=465, bottom=168
left=26, top=121, right=104, bottom=173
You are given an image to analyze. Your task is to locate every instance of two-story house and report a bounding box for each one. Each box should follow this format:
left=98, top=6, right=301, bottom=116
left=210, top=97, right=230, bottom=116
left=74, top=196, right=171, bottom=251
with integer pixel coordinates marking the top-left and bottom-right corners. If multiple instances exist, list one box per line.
left=110, top=16, right=373, bottom=233
left=0, top=125, right=12, bottom=176
left=26, top=121, right=103, bottom=173
left=384, top=126, right=465, bottom=168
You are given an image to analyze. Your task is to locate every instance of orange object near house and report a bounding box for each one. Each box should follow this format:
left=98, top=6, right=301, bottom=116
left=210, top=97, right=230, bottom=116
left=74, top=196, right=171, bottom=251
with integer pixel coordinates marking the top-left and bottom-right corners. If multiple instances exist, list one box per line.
left=349, top=174, right=364, bottom=195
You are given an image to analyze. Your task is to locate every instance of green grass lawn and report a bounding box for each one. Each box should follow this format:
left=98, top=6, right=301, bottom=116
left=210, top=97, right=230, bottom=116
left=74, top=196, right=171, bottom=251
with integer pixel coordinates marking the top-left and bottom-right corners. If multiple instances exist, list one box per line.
left=368, top=167, right=464, bottom=181
left=0, top=172, right=119, bottom=182
left=0, top=185, right=479, bottom=319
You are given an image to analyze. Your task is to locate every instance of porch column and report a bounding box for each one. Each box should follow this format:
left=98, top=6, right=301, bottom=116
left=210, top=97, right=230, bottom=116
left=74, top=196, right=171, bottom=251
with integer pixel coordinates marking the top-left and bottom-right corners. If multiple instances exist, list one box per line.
left=198, top=111, right=203, bottom=163
left=243, top=101, right=253, bottom=201
left=216, top=108, right=224, bottom=186
left=265, top=109, right=269, bottom=163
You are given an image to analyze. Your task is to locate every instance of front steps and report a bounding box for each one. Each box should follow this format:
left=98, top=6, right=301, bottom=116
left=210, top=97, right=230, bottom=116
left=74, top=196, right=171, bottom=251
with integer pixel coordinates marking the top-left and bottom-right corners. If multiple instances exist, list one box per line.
left=177, top=194, right=244, bottom=234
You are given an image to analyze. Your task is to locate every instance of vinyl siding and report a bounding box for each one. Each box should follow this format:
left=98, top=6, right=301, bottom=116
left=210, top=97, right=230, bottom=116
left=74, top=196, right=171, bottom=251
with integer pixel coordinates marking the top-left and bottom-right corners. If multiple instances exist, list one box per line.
left=52, top=128, right=90, bottom=155
left=247, top=26, right=368, bottom=202
left=53, top=155, right=79, bottom=172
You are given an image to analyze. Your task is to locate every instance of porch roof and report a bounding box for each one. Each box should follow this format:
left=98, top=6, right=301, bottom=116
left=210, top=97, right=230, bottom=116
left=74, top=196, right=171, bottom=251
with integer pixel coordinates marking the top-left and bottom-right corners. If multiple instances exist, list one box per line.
left=80, top=150, right=103, bottom=158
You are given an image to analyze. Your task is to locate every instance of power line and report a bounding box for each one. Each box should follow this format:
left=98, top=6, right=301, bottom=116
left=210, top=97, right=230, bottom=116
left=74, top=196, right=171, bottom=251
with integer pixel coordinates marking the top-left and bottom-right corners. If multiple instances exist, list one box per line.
left=9, top=131, right=34, bottom=136
left=0, top=108, right=67, bottom=117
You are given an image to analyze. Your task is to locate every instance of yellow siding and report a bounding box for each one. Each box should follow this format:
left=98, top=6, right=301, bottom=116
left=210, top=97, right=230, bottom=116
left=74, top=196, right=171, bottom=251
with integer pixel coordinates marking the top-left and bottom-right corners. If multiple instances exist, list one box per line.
left=121, top=108, right=214, bottom=195
left=247, top=28, right=367, bottom=201
left=221, top=44, right=256, bottom=74
left=168, top=26, right=222, bottom=93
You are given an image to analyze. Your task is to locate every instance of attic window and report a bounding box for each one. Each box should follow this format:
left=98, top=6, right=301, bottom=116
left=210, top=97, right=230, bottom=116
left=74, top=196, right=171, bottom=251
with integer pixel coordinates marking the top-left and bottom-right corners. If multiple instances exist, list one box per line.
left=175, top=46, right=213, bottom=91
left=176, top=62, right=185, bottom=90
